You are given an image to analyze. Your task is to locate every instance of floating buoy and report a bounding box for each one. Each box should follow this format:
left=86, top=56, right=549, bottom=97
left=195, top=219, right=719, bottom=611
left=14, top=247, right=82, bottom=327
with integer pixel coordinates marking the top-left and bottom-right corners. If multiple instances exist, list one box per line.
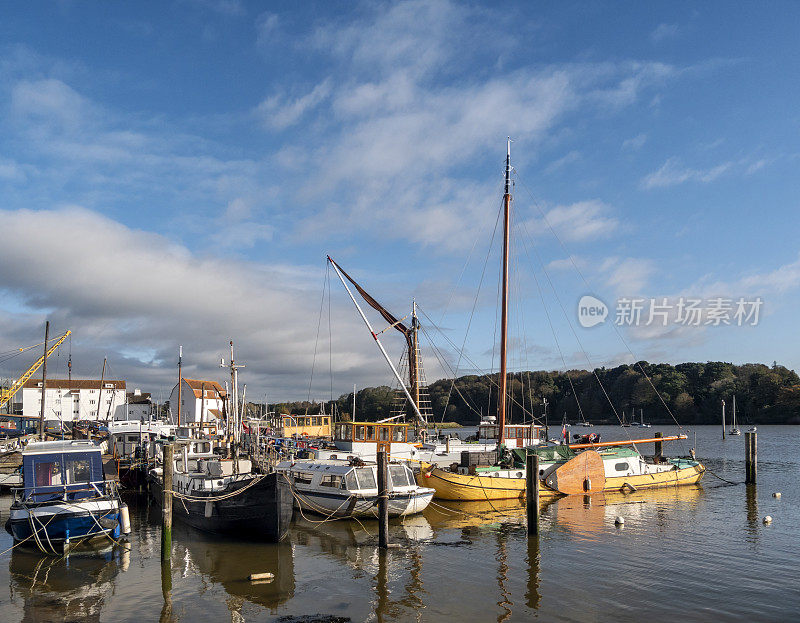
left=772, top=492, right=781, bottom=498
left=249, top=572, right=275, bottom=582
left=763, top=516, right=773, bottom=524
left=615, top=516, right=625, bottom=526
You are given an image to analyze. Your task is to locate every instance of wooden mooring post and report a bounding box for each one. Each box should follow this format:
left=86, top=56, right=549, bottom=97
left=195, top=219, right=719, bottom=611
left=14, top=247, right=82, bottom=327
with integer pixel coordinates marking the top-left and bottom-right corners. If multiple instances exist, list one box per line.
left=526, top=453, right=539, bottom=535
left=161, top=444, right=174, bottom=561
left=377, top=450, right=389, bottom=549
left=654, top=432, right=663, bottom=460
left=745, top=430, right=757, bottom=484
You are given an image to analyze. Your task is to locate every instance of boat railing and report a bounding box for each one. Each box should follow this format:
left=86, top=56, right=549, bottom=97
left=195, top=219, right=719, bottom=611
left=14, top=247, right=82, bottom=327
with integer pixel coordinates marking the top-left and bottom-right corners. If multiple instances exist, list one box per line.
left=12, top=479, right=119, bottom=504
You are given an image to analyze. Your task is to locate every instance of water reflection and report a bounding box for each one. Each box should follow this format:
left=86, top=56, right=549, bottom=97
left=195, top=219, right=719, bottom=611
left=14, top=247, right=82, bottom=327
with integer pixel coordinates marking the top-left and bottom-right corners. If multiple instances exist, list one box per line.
left=175, top=523, right=295, bottom=611
left=9, top=543, right=128, bottom=623
left=745, top=484, right=759, bottom=543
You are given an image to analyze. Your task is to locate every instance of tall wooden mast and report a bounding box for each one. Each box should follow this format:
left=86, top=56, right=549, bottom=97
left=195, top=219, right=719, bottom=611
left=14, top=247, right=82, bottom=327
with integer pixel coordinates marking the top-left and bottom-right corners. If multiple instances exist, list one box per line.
left=498, top=139, right=512, bottom=444
left=410, top=300, right=420, bottom=417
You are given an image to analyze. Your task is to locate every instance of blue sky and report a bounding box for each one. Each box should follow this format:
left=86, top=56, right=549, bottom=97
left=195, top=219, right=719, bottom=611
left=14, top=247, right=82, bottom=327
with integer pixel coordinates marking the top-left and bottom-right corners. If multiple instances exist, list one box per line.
left=1, top=1, right=799, bottom=402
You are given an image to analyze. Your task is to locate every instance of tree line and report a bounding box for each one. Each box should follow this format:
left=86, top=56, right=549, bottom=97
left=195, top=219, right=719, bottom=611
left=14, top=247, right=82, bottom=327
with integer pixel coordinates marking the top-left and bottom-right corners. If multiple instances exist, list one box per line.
left=269, top=361, right=800, bottom=426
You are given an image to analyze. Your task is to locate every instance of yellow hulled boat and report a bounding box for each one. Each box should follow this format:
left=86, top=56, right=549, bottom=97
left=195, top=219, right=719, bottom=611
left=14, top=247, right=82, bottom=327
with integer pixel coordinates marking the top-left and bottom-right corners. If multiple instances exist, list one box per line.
left=417, top=443, right=705, bottom=501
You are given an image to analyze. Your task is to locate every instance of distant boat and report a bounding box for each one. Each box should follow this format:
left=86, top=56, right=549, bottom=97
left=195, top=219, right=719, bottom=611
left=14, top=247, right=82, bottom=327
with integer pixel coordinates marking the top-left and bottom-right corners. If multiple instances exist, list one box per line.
left=639, top=408, right=652, bottom=428
left=729, top=395, right=741, bottom=436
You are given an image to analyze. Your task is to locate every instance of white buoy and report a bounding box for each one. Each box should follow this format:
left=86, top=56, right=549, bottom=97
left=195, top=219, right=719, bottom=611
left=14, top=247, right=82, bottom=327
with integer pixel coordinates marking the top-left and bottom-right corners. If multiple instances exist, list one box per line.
left=772, top=492, right=781, bottom=498
left=763, top=515, right=773, bottom=524
left=615, top=516, right=625, bottom=526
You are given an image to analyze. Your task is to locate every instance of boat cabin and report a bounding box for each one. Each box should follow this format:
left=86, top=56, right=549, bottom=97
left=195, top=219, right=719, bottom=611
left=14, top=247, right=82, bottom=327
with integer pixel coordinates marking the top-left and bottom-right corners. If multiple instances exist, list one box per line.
left=331, top=421, right=419, bottom=460
left=20, top=440, right=104, bottom=502
left=278, top=414, right=332, bottom=438
left=283, top=459, right=416, bottom=495
left=478, top=421, right=545, bottom=449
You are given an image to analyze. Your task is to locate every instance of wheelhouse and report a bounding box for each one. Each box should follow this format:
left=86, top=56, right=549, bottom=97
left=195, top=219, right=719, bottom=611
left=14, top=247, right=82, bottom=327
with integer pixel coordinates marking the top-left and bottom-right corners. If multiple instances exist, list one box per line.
left=334, top=421, right=416, bottom=444
left=20, top=440, right=105, bottom=502
left=478, top=422, right=545, bottom=447
left=279, top=414, right=332, bottom=438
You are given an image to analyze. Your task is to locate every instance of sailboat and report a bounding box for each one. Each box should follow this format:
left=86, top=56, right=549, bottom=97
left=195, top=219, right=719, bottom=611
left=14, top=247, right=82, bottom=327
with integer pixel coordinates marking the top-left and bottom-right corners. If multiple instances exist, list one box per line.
left=417, top=141, right=705, bottom=501
left=729, top=395, right=741, bottom=436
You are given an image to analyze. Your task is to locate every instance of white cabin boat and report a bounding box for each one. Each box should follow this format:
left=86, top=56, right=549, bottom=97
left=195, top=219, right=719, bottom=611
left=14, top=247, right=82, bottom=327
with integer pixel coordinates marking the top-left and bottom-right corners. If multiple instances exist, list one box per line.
left=277, top=458, right=434, bottom=518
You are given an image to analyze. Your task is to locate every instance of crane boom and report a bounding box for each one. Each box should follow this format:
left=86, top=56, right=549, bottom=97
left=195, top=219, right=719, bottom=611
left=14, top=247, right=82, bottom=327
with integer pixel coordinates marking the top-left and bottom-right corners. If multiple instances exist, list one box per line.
left=0, top=330, right=71, bottom=411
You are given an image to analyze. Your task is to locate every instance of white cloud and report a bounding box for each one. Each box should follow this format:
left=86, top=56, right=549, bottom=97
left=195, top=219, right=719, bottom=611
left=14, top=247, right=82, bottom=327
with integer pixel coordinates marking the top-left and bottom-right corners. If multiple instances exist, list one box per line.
left=256, top=80, right=332, bottom=130
left=641, top=157, right=733, bottom=189
left=622, top=133, right=647, bottom=151
left=0, top=207, right=413, bottom=399
left=651, top=23, right=679, bottom=43
left=526, top=200, right=619, bottom=243
left=601, top=256, right=655, bottom=294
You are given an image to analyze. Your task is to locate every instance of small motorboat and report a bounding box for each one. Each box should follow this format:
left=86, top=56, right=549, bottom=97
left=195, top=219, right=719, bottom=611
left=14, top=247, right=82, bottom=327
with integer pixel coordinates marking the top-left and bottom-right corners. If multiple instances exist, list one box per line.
left=277, top=458, right=434, bottom=518
left=5, top=440, right=130, bottom=553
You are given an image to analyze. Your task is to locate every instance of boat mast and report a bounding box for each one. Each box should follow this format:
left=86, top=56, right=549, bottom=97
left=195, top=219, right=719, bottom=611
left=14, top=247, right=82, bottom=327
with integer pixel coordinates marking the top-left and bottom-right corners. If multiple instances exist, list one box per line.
left=177, top=346, right=182, bottom=426
left=498, top=139, right=512, bottom=444
left=329, top=258, right=426, bottom=423
left=38, top=321, right=49, bottom=441
left=410, top=300, right=420, bottom=420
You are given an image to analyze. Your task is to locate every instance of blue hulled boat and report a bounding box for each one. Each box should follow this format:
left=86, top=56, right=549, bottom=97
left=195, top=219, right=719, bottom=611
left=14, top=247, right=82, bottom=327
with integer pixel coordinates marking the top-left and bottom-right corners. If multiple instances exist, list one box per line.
left=4, top=440, right=130, bottom=553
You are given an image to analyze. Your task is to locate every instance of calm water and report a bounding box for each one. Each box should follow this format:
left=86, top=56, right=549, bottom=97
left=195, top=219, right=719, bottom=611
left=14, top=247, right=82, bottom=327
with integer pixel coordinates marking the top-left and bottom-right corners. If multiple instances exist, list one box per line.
left=1, top=425, right=799, bottom=622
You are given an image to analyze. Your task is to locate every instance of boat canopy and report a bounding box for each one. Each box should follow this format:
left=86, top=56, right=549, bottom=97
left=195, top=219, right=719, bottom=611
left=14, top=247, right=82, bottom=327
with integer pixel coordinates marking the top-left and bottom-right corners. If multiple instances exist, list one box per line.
left=22, top=440, right=103, bottom=501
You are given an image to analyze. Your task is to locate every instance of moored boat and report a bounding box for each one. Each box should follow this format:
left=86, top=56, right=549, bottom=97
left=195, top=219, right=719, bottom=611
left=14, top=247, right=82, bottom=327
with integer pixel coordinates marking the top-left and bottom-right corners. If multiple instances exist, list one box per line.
left=5, top=440, right=130, bottom=552
left=148, top=439, right=293, bottom=541
left=278, top=457, right=434, bottom=518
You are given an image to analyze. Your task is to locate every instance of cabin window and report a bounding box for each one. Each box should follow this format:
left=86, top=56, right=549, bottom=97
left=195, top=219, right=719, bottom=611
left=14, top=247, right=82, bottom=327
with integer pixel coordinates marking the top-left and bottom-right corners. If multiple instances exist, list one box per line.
left=393, top=428, right=404, bottom=442
left=294, top=472, right=313, bottom=485
left=355, top=425, right=366, bottom=441
left=615, top=462, right=629, bottom=472
left=284, top=417, right=292, bottom=427
left=35, top=461, right=63, bottom=487
left=320, top=475, right=343, bottom=488
left=66, top=458, right=92, bottom=484
left=378, top=427, right=390, bottom=442
left=355, top=467, right=377, bottom=489
left=388, top=465, right=411, bottom=488
left=366, top=426, right=376, bottom=441
left=344, top=471, right=358, bottom=490
left=323, top=417, right=330, bottom=426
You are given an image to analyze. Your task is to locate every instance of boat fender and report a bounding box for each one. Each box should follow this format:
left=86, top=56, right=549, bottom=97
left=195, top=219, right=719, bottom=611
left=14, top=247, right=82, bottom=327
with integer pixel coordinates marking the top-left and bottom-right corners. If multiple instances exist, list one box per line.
left=773, top=492, right=781, bottom=498
left=583, top=478, right=591, bottom=492
left=615, top=516, right=625, bottom=526
left=119, top=504, right=132, bottom=535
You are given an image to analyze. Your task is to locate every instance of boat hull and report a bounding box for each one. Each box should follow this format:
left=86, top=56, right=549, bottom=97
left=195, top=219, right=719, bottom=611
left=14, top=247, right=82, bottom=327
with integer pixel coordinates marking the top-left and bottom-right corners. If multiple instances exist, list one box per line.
left=292, top=487, right=434, bottom=518
left=149, top=472, right=293, bottom=542
left=5, top=498, right=121, bottom=544
left=417, top=462, right=705, bottom=501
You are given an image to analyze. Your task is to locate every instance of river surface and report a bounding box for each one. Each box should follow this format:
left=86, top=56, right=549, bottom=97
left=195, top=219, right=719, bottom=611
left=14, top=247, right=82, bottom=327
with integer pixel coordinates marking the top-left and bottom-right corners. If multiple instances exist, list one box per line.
left=1, top=425, right=798, bottom=622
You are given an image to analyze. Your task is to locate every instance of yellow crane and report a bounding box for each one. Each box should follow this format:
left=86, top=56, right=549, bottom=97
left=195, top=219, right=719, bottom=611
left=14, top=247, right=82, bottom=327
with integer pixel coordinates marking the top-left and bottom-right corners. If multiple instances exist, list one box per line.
left=0, top=330, right=71, bottom=412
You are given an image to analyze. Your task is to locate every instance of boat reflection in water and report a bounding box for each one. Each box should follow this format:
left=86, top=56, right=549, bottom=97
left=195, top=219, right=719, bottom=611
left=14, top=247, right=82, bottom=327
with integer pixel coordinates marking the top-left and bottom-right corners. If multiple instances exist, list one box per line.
left=9, top=542, right=129, bottom=623
left=173, top=521, right=295, bottom=616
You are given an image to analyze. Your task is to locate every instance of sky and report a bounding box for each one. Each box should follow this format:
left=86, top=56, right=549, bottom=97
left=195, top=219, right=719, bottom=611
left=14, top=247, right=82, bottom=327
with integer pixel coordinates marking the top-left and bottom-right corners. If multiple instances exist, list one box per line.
left=1, top=1, right=799, bottom=404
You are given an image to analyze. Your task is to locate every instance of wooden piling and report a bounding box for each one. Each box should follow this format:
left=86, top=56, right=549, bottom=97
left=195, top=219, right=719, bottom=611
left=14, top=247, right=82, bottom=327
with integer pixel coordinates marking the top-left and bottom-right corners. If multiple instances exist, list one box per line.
left=377, top=450, right=389, bottom=549
left=161, top=444, right=174, bottom=561
left=721, top=399, right=726, bottom=440
left=526, top=453, right=539, bottom=535
left=654, top=432, right=663, bottom=461
left=745, top=430, right=757, bottom=484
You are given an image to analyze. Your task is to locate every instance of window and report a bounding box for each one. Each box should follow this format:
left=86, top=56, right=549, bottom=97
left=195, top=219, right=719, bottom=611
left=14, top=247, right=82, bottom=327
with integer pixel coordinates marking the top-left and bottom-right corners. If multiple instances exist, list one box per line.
left=344, top=471, right=358, bottom=490
left=34, top=461, right=63, bottom=487
left=355, top=426, right=365, bottom=441
left=366, top=425, right=376, bottom=441
left=615, top=462, right=629, bottom=472
left=89, top=400, right=96, bottom=405
left=320, top=474, right=343, bottom=488
left=388, top=465, right=411, bottom=488
left=323, top=417, right=329, bottom=426
left=393, top=427, right=404, bottom=442
left=355, top=467, right=377, bottom=489
left=66, top=458, right=92, bottom=484
left=294, top=472, right=313, bottom=485
left=378, top=427, right=390, bottom=442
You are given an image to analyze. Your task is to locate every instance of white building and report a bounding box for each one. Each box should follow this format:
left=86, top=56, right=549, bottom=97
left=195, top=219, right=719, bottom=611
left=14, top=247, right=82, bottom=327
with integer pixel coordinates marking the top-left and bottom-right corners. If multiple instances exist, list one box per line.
left=120, top=389, right=153, bottom=422
left=21, top=379, right=127, bottom=422
left=167, top=378, right=226, bottom=424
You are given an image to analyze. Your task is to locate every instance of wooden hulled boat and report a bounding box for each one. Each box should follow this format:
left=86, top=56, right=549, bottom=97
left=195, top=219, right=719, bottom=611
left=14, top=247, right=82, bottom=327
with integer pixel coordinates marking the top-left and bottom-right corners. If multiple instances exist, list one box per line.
left=418, top=438, right=705, bottom=501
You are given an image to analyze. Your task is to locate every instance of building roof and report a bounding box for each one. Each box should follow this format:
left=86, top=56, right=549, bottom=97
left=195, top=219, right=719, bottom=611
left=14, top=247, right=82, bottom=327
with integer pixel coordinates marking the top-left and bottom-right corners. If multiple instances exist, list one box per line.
left=22, top=379, right=127, bottom=391
left=127, top=392, right=152, bottom=404
left=182, top=378, right=227, bottom=398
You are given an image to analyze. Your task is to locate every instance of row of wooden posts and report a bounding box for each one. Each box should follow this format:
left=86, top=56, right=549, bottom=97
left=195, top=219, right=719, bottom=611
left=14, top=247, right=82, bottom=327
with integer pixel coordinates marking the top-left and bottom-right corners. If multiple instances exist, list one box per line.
left=159, top=433, right=757, bottom=559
